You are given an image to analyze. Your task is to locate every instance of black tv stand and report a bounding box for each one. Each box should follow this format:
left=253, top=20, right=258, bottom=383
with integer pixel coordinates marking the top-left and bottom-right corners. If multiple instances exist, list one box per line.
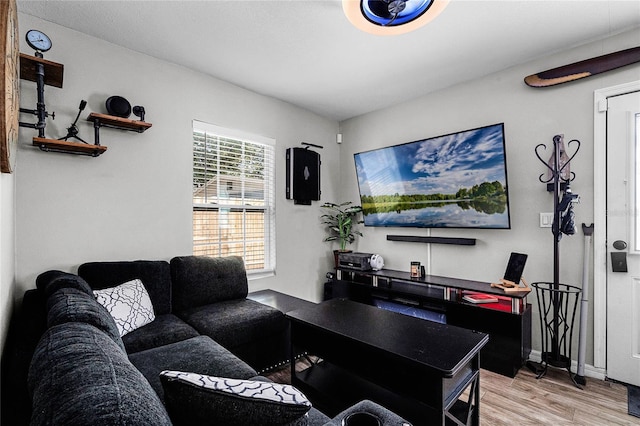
left=327, top=267, right=531, bottom=378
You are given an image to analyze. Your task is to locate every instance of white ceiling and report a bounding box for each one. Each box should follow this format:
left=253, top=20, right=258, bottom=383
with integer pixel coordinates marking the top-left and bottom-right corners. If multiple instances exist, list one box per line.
left=17, top=0, right=640, bottom=121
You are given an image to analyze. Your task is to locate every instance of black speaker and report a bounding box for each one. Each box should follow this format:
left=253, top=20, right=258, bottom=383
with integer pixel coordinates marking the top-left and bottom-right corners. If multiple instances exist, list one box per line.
left=105, top=96, right=131, bottom=118
left=286, top=147, right=320, bottom=205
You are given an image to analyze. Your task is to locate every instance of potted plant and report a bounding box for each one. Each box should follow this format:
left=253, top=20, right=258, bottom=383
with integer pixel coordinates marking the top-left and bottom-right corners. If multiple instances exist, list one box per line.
left=321, top=201, right=364, bottom=267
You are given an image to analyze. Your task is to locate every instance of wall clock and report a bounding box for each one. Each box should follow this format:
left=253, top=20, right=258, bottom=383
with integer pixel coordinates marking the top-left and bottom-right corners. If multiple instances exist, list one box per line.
left=1, top=0, right=19, bottom=173
left=25, top=29, right=51, bottom=54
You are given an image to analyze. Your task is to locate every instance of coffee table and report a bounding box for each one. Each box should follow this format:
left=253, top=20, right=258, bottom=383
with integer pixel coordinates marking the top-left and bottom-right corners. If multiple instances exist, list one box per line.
left=286, top=299, right=489, bottom=426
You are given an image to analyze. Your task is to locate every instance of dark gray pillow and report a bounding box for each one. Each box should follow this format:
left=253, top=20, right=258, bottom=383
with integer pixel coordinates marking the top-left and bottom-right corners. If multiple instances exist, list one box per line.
left=170, top=256, right=248, bottom=310
left=46, top=287, right=125, bottom=352
left=160, top=371, right=311, bottom=426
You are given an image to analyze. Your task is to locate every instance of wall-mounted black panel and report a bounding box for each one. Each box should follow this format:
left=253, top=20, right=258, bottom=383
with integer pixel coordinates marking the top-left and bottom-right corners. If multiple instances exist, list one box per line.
left=286, top=147, right=320, bottom=204
left=386, top=235, right=476, bottom=246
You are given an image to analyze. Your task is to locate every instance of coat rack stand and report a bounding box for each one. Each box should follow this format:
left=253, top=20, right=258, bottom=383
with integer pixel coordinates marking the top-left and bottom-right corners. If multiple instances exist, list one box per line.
left=532, top=134, right=582, bottom=388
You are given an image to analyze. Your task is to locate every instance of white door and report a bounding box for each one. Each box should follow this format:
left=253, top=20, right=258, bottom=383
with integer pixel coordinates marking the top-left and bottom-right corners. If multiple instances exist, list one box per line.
left=606, top=90, right=640, bottom=387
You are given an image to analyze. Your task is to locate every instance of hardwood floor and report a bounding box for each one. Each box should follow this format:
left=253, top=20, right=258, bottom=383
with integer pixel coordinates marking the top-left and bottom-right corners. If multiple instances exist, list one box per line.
left=480, top=367, right=636, bottom=425
left=264, top=358, right=639, bottom=425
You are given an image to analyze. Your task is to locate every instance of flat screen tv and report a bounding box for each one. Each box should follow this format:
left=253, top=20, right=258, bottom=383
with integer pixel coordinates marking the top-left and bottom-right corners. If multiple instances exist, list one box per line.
left=354, top=123, right=511, bottom=229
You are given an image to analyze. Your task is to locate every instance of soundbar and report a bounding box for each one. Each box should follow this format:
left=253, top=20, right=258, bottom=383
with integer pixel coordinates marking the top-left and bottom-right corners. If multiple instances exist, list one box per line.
left=386, top=235, right=476, bottom=246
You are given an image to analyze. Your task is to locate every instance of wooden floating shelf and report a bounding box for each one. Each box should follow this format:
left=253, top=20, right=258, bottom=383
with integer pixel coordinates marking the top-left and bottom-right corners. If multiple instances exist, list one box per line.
left=87, top=113, right=152, bottom=133
left=32, top=137, right=107, bottom=157
left=19, top=53, right=64, bottom=88
left=386, top=235, right=477, bottom=246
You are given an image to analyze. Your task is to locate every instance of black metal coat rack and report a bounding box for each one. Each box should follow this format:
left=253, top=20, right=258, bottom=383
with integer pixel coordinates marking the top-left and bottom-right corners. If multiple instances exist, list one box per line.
left=533, top=134, right=583, bottom=388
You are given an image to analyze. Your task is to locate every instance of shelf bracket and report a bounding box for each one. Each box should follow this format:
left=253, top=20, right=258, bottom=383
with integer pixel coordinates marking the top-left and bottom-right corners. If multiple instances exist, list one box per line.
left=92, top=118, right=102, bottom=147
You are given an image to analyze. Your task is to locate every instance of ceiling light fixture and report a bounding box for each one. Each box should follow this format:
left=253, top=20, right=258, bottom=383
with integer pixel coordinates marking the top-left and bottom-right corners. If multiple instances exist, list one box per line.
left=343, top=0, right=449, bottom=35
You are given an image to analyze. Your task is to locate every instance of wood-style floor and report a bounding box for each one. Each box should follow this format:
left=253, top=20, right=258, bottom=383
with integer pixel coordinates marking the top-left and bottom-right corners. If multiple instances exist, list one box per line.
left=479, top=366, right=636, bottom=425
left=264, top=359, right=639, bottom=425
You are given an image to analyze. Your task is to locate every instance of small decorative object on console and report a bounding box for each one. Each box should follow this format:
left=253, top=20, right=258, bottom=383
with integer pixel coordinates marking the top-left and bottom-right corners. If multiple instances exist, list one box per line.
left=503, top=252, right=528, bottom=284
left=410, top=261, right=421, bottom=278
left=491, top=252, right=531, bottom=293
left=490, top=277, right=531, bottom=294
left=370, top=254, right=384, bottom=271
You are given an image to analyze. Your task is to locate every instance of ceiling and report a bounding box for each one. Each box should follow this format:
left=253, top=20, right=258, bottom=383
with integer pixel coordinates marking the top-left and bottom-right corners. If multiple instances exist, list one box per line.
left=17, top=1, right=640, bottom=122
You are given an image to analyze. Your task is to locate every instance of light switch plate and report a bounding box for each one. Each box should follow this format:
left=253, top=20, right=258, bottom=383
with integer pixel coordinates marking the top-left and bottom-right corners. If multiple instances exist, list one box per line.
left=540, top=212, right=553, bottom=228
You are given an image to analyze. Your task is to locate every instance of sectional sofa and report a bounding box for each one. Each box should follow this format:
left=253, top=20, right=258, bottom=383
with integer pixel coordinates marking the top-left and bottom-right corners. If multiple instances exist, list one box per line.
left=6, top=255, right=411, bottom=425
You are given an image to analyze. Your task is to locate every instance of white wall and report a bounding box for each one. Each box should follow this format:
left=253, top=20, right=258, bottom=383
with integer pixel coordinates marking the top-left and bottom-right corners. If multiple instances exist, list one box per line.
left=15, top=14, right=340, bottom=303
left=0, top=172, right=15, bottom=352
left=339, top=28, right=640, bottom=365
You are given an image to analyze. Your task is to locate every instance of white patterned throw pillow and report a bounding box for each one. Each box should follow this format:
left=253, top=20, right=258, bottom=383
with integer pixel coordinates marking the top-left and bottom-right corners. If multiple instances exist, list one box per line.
left=93, top=279, right=155, bottom=336
left=160, top=371, right=311, bottom=426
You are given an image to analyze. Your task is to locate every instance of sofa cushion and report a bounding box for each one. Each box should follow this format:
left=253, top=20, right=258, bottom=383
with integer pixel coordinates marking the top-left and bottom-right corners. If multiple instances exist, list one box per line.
left=36, top=270, right=94, bottom=297
left=159, top=371, right=311, bottom=426
left=28, top=322, right=171, bottom=426
left=46, top=287, right=125, bottom=352
left=78, top=260, right=172, bottom=315
left=122, top=313, right=200, bottom=354
left=170, top=255, right=248, bottom=311
left=176, top=298, right=287, bottom=349
left=93, top=279, right=156, bottom=337
left=128, top=335, right=257, bottom=402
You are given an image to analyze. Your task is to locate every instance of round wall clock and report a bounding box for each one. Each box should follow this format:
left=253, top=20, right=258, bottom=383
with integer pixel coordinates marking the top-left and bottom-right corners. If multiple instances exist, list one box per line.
left=1, top=0, right=19, bottom=174
left=25, top=29, right=52, bottom=53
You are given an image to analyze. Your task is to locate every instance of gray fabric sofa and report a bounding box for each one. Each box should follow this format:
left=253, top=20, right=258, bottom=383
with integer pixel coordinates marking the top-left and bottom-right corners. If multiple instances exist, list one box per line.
left=19, top=256, right=411, bottom=426
left=77, top=255, right=290, bottom=371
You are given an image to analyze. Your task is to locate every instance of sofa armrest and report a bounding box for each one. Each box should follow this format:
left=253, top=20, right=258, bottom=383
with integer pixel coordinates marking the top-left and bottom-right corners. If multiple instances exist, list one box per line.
left=325, top=400, right=412, bottom=426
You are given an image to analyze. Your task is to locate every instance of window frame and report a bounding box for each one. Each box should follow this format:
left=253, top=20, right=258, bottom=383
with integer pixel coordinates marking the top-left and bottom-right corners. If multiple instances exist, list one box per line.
left=192, top=120, right=276, bottom=276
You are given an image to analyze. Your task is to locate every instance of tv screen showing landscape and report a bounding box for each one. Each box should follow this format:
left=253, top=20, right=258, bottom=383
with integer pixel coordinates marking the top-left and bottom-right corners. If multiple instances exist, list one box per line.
left=354, top=123, right=511, bottom=229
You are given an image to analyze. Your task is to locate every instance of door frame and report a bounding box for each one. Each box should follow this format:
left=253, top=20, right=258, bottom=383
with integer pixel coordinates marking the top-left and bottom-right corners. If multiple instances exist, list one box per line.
left=593, top=80, right=640, bottom=372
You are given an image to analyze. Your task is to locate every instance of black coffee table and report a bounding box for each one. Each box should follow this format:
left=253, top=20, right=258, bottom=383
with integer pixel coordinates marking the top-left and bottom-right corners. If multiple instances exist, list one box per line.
left=286, top=299, right=488, bottom=426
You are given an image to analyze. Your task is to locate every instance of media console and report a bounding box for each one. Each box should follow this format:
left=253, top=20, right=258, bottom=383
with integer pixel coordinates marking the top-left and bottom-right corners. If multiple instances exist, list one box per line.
left=327, top=267, right=531, bottom=377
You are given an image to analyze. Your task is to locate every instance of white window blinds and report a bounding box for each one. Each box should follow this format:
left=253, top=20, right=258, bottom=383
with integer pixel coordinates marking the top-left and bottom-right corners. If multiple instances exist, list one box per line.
left=192, top=121, right=276, bottom=273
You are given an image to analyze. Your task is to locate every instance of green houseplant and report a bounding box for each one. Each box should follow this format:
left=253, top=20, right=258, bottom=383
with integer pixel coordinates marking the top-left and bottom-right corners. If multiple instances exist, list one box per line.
left=321, top=202, right=364, bottom=266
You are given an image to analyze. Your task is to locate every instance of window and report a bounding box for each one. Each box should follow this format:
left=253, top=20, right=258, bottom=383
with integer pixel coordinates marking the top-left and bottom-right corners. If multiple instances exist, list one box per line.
left=193, top=121, right=276, bottom=274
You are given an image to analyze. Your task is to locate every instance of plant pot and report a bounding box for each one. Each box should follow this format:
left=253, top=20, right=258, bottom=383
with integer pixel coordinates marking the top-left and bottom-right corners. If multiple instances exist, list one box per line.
left=333, top=249, right=352, bottom=269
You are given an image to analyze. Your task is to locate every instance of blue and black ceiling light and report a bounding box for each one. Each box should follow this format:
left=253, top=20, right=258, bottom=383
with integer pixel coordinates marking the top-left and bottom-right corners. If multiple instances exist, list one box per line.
left=343, top=0, right=449, bottom=35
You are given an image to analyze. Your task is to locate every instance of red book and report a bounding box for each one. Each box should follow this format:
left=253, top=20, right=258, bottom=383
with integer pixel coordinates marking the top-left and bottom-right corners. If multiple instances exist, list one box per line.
left=463, top=294, right=499, bottom=304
